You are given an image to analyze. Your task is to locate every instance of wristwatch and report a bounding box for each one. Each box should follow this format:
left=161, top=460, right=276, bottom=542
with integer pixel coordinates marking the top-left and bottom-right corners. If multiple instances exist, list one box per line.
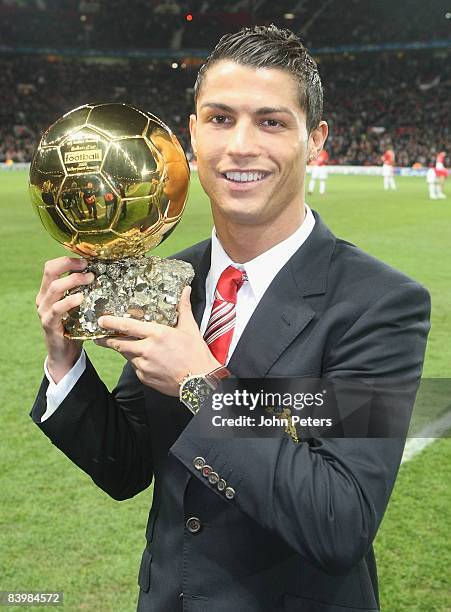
left=179, top=366, right=231, bottom=415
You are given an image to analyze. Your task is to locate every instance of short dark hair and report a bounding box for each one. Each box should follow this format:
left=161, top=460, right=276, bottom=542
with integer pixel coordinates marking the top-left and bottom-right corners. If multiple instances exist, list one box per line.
left=194, top=24, right=323, bottom=133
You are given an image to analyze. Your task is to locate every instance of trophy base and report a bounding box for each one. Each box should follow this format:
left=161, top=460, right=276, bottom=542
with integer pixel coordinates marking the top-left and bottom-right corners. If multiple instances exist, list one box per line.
left=63, top=256, right=195, bottom=340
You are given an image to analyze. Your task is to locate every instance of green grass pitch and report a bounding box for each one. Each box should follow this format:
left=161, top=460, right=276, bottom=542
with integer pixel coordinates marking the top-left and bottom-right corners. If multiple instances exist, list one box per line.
left=0, top=170, right=450, bottom=610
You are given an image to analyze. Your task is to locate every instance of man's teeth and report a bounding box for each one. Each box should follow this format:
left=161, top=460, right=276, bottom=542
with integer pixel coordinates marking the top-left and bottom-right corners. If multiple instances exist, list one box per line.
left=225, top=171, right=266, bottom=182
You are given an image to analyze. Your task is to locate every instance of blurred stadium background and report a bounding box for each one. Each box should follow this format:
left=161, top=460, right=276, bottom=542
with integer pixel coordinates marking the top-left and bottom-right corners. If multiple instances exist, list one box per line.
left=0, top=1, right=450, bottom=611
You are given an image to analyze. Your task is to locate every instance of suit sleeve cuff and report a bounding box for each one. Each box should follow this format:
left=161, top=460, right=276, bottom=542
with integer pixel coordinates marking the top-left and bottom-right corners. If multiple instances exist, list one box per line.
left=42, top=350, right=87, bottom=422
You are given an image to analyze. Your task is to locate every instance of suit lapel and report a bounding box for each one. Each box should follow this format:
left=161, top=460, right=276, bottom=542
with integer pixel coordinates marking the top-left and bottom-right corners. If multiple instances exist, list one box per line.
left=180, top=212, right=336, bottom=377
left=227, top=271, right=315, bottom=377
left=228, top=212, right=336, bottom=377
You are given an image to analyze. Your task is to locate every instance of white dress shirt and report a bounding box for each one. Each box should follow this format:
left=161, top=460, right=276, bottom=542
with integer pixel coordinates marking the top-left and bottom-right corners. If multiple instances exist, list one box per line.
left=41, top=205, right=315, bottom=422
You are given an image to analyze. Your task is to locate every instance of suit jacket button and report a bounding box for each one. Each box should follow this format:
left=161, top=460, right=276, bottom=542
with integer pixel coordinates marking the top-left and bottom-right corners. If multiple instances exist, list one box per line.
left=217, top=478, right=227, bottom=492
left=193, top=456, right=205, bottom=470
left=225, top=486, right=235, bottom=500
left=201, top=464, right=212, bottom=477
left=186, top=516, right=202, bottom=534
left=208, top=471, right=219, bottom=485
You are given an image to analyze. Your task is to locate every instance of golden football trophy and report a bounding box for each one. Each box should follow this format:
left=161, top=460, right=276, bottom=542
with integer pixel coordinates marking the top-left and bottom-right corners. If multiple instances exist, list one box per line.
left=29, top=103, right=193, bottom=339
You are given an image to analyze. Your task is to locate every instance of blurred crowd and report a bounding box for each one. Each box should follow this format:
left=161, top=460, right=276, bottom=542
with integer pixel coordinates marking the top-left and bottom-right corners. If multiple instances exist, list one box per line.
left=321, top=53, right=450, bottom=166
left=0, top=0, right=449, bottom=51
left=0, top=57, right=195, bottom=162
left=1, top=51, right=449, bottom=167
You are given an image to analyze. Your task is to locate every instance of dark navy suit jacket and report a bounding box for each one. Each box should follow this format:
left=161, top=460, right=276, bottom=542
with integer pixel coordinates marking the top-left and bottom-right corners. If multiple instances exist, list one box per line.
left=31, top=211, right=430, bottom=611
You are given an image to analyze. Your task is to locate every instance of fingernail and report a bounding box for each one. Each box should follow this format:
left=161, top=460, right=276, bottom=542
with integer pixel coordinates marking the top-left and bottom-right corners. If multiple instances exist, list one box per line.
left=86, top=273, right=95, bottom=283
left=98, top=316, right=104, bottom=327
left=79, top=258, right=87, bottom=266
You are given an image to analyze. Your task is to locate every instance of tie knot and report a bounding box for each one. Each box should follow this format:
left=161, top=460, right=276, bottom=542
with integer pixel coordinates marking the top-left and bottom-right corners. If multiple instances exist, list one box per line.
left=216, top=265, right=246, bottom=304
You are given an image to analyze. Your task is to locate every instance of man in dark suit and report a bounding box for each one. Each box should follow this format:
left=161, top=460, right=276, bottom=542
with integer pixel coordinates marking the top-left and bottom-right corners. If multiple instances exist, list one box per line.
left=32, top=26, right=430, bottom=611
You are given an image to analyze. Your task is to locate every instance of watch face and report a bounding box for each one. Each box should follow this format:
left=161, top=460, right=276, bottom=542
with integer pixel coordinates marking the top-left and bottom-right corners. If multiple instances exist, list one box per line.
left=180, top=377, right=215, bottom=414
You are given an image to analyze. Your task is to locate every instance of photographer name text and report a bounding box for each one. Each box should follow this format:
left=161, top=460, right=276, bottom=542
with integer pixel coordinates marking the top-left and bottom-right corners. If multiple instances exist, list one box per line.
left=212, top=414, right=332, bottom=428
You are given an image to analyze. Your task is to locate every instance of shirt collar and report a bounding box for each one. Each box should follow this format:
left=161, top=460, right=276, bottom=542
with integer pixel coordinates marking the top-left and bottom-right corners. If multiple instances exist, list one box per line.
left=208, top=204, right=316, bottom=302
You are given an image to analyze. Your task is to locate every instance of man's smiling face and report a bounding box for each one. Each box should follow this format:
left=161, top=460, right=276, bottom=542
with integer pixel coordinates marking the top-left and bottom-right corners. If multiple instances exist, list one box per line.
left=190, top=60, right=325, bottom=233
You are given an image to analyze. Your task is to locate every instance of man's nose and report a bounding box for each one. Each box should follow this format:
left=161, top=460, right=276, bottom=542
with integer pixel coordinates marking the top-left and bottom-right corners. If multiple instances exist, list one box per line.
left=225, top=120, right=259, bottom=158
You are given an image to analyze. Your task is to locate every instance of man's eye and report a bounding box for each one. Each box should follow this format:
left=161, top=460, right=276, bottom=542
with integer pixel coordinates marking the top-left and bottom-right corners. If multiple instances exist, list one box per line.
left=210, top=115, right=230, bottom=124
left=262, top=119, right=283, bottom=128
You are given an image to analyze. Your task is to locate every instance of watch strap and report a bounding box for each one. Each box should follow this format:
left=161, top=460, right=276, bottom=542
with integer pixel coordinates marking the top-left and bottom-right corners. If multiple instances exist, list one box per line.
left=205, top=365, right=231, bottom=386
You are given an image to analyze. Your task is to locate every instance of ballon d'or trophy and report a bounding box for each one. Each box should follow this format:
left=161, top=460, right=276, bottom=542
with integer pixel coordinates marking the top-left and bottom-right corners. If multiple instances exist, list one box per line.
left=29, top=103, right=194, bottom=339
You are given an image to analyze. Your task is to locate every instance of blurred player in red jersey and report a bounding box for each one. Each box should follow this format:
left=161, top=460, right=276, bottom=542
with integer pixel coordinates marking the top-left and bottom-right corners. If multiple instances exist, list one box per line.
left=82, top=181, right=98, bottom=219
left=308, top=149, right=329, bottom=195
left=435, top=151, right=448, bottom=199
left=381, top=148, right=396, bottom=190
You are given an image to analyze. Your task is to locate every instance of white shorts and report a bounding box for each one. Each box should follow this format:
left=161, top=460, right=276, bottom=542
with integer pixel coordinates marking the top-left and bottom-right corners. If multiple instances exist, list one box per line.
left=312, top=166, right=328, bottom=180
left=382, top=164, right=394, bottom=177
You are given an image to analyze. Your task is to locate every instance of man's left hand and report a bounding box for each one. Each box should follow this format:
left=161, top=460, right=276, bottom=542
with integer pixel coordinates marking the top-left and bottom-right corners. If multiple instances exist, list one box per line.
left=95, top=286, right=221, bottom=396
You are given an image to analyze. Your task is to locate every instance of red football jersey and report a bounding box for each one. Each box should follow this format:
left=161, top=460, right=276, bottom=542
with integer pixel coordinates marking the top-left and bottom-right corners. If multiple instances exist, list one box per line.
left=436, top=152, right=448, bottom=177
left=382, top=150, right=395, bottom=165
left=317, top=150, right=329, bottom=166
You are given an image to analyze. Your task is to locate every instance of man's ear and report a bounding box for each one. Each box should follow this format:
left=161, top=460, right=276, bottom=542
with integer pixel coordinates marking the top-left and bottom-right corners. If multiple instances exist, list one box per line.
left=308, top=120, right=328, bottom=161
left=189, top=114, right=197, bottom=157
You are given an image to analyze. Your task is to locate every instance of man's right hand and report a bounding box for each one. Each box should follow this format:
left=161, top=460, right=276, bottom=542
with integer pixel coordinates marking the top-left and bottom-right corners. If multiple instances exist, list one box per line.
left=36, top=256, right=94, bottom=384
